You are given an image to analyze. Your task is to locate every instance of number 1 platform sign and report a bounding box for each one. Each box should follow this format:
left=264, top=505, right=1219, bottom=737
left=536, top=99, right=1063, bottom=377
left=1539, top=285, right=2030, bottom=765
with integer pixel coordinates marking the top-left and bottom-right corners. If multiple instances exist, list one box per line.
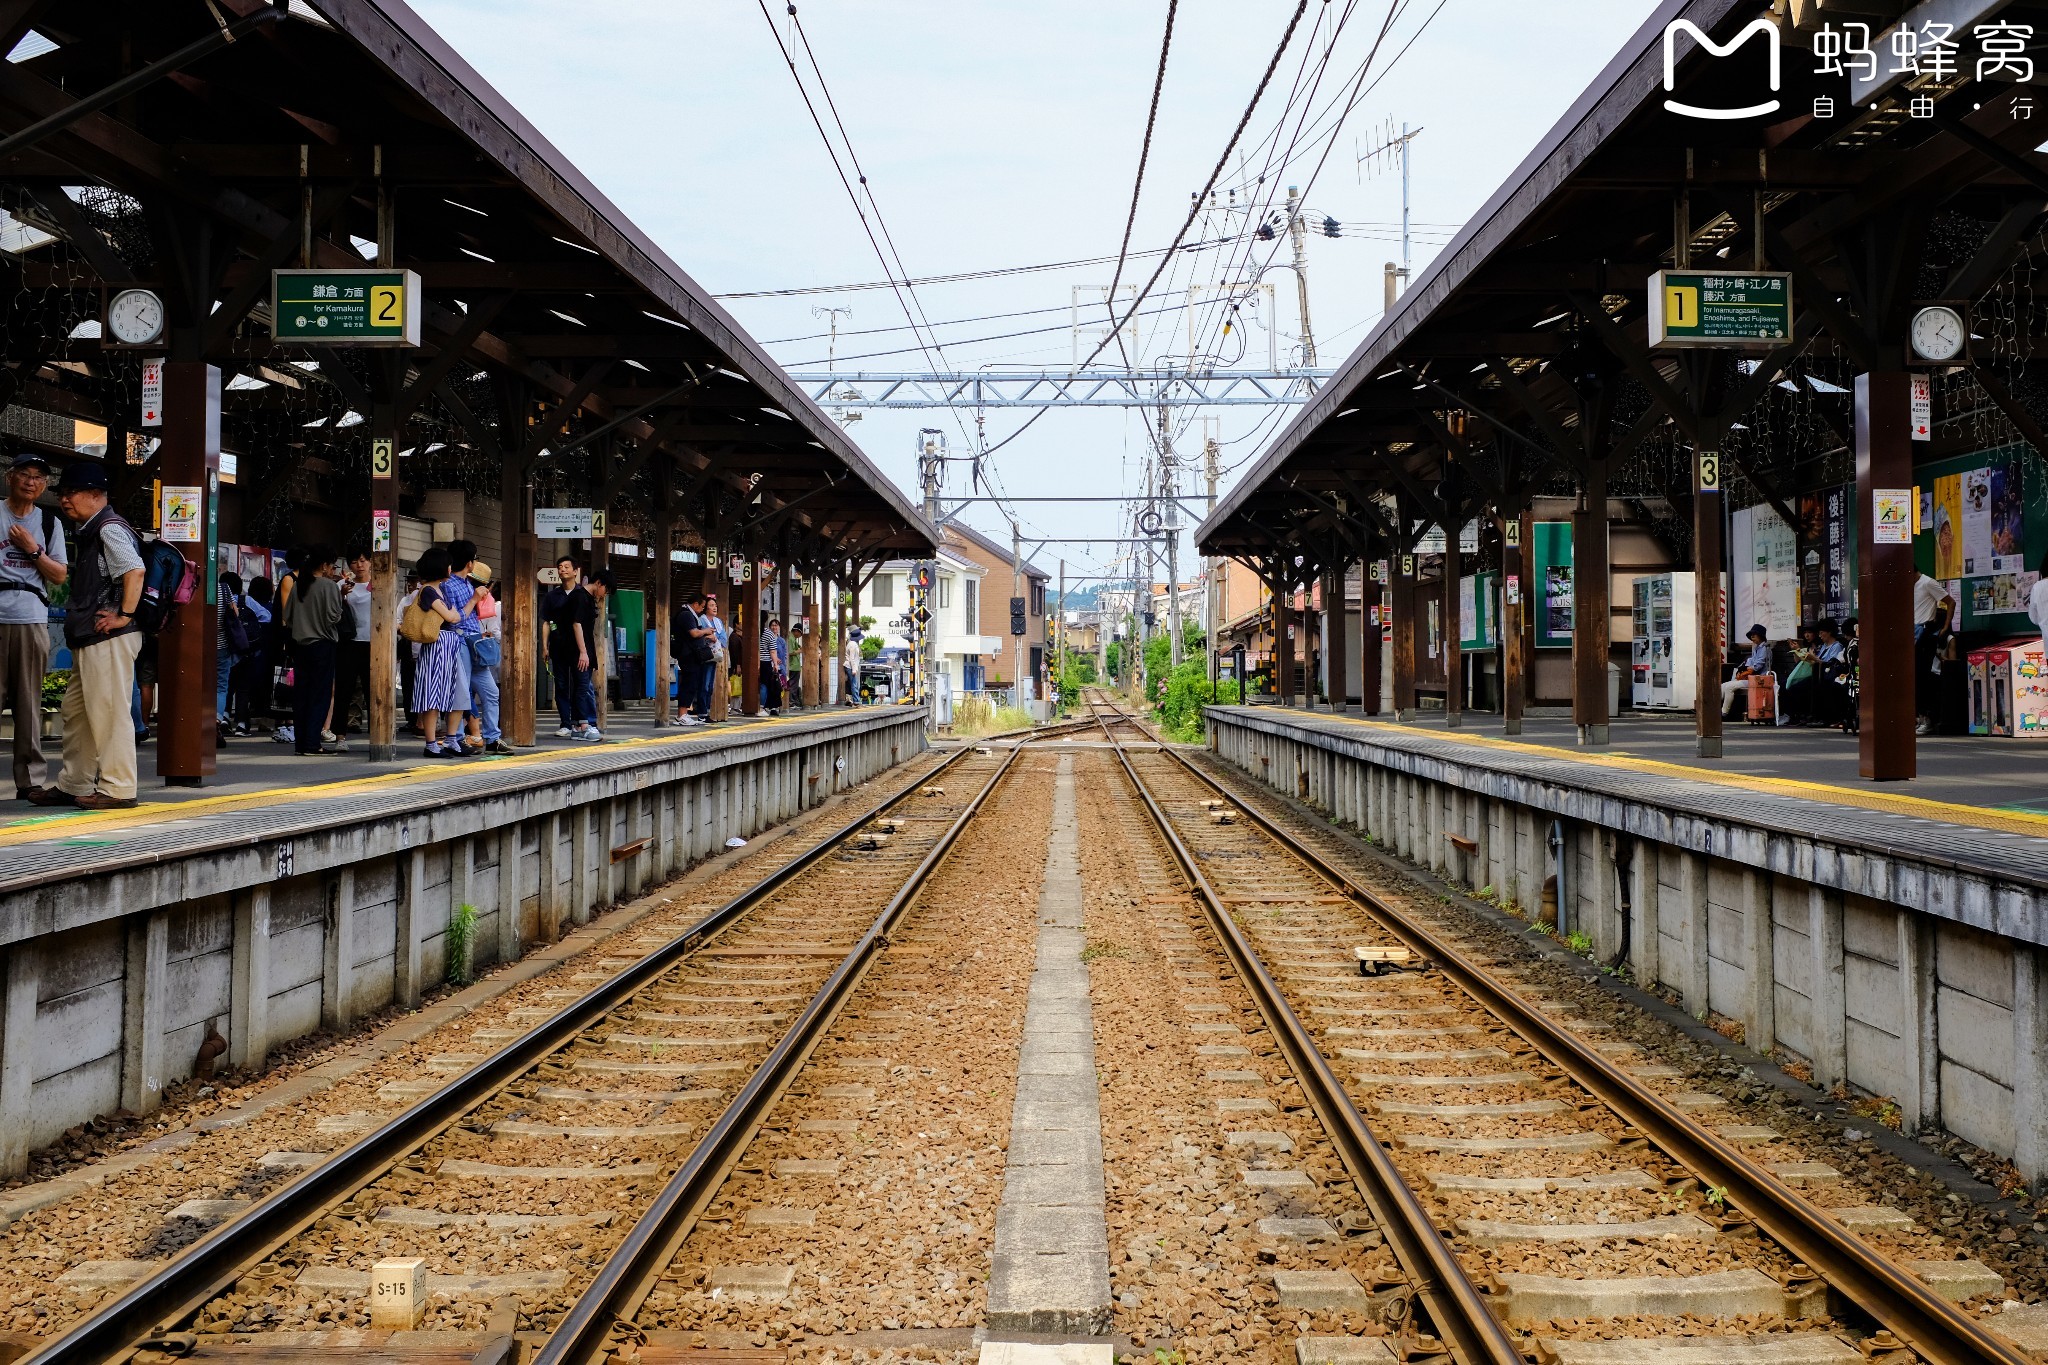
left=271, top=269, right=421, bottom=346
left=1648, top=269, right=1792, bottom=348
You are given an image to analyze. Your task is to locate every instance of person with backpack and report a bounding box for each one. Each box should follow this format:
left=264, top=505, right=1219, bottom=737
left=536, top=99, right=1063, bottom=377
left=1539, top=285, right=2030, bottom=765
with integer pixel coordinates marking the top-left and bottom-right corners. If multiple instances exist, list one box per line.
left=1, top=454, right=66, bottom=799
left=670, top=590, right=715, bottom=726
left=33, top=461, right=144, bottom=809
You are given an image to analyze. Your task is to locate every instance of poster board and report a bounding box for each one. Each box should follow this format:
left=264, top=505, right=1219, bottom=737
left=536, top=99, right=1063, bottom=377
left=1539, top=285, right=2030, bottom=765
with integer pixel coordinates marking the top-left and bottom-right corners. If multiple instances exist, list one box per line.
left=1731, top=503, right=1800, bottom=639
left=1532, top=521, right=1574, bottom=648
left=1459, top=571, right=1499, bottom=651
left=1915, top=442, right=2043, bottom=632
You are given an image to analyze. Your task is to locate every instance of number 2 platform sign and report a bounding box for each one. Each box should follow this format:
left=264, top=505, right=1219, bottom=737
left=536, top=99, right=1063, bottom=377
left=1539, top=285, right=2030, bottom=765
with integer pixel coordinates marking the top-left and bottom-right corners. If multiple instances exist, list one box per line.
left=271, top=268, right=421, bottom=347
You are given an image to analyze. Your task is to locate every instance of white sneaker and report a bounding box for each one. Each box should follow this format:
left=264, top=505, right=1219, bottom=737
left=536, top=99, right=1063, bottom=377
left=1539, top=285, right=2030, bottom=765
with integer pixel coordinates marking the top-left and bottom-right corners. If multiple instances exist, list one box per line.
left=556, top=726, right=575, bottom=738
left=578, top=727, right=605, bottom=742
left=274, top=725, right=294, bottom=745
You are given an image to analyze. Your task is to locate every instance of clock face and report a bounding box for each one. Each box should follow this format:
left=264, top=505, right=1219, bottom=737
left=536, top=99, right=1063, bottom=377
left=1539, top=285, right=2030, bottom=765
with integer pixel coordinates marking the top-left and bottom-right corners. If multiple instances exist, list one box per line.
left=106, top=288, right=166, bottom=346
left=1910, top=306, right=1965, bottom=363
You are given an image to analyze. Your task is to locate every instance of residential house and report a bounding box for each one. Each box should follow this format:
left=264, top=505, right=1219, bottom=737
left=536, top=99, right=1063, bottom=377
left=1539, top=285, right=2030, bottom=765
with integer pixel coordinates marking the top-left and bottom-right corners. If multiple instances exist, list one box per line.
left=939, top=520, right=1051, bottom=699
left=851, top=549, right=1001, bottom=697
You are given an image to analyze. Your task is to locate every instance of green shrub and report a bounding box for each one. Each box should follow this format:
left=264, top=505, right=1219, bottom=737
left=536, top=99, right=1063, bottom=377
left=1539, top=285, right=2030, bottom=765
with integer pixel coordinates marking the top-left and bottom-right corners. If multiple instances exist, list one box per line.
left=41, top=670, right=69, bottom=709
left=1151, top=660, right=1242, bottom=742
left=446, top=903, right=478, bottom=985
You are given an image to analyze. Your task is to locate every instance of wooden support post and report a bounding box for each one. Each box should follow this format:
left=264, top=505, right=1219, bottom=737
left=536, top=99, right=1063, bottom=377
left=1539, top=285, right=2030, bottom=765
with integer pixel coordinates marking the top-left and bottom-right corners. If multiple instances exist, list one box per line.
left=590, top=522, right=611, bottom=734
left=1361, top=547, right=1384, bottom=716
left=502, top=458, right=537, bottom=748
left=155, top=362, right=222, bottom=784
left=1442, top=482, right=1462, bottom=729
left=1502, top=512, right=1527, bottom=736
left=652, top=505, right=674, bottom=726
left=1392, top=550, right=1417, bottom=721
left=740, top=556, right=761, bottom=716
left=1325, top=552, right=1348, bottom=713
left=1274, top=580, right=1294, bottom=707
left=367, top=393, right=401, bottom=762
left=802, top=575, right=821, bottom=708
left=1695, top=450, right=1725, bottom=758
left=1572, top=463, right=1610, bottom=746
left=835, top=566, right=850, bottom=705
left=1856, top=371, right=1916, bottom=779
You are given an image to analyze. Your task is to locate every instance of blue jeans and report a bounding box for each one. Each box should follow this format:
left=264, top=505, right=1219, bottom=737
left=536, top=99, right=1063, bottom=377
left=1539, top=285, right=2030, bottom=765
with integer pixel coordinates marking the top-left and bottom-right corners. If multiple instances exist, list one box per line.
left=217, top=650, right=238, bottom=720
left=472, top=663, right=501, bottom=741
left=551, top=653, right=596, bottom=729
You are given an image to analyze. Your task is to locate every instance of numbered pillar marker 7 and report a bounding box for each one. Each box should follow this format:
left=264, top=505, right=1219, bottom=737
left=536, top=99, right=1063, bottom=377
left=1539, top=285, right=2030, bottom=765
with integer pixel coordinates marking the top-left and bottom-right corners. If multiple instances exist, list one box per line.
left=270, top=268, right=422, bottom=347
left=370, top=1258, right=427, bottom=1328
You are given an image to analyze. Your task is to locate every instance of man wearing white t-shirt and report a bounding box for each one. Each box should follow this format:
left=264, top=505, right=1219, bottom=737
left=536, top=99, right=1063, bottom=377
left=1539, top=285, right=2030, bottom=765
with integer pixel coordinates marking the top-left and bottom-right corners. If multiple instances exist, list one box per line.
left=0, top=454, right=66, bottom=799
left=1913, top=572, right=1955, bottom=736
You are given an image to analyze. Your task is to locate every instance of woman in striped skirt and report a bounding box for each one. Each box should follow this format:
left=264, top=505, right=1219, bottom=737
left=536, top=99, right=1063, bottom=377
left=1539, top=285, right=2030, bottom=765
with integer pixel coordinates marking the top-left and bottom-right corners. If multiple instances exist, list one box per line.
left=411, top=546, right=470, bottom=757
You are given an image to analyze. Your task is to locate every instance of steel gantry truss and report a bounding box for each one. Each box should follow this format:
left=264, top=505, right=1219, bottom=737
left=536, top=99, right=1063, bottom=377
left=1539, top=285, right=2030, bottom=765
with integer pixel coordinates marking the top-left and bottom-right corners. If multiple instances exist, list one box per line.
left=787, top=367, right=1335, bottom=409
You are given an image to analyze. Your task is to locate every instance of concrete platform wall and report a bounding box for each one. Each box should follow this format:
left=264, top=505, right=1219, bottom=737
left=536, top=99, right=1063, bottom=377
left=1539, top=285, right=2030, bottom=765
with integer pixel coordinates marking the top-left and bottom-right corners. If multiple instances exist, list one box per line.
left=1209, top=708, right=2048, bottom=1178
left=0, top=710, right=927, bottom=1171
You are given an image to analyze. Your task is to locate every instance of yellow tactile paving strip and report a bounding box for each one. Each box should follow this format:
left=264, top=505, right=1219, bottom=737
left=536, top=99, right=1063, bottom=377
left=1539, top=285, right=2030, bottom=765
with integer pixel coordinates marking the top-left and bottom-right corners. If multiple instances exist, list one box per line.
left=1293, top=711, right=2048, bottom=841
left=0, top=716, right=792, bottom=849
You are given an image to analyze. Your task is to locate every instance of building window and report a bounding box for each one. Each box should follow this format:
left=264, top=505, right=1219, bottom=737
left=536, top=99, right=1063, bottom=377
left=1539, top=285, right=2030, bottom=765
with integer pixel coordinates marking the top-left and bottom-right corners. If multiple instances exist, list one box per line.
left=872, top=574, right=894, bottom=609
left=965, top=579, right=978, bottom=635
left=1031, top=583, right=1045, bottom=616
left=939, top=576, right=952, bottom=609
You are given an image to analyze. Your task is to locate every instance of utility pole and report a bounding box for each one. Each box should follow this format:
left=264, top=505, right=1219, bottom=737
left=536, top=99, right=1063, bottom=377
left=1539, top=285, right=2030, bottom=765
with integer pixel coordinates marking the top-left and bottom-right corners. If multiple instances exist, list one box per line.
left=1057, top=557, right=1065, bottom=710
left=1158, top=400, right=1182, bottom=669
left=917, top=428, right=944, bottom=716
left=1285, top=185, right=1316, bottom=367
left=1367, top=124, right=1421, bottom=313
left=1204, top=427, right=1220, bottom=687
left=1010, top=518, right=1026, bottom=707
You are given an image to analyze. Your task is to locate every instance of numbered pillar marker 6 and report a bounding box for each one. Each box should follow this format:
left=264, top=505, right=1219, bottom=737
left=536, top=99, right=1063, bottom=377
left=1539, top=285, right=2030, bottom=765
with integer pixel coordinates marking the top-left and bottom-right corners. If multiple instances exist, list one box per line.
left=370, top=1257, right=427, bottom=1329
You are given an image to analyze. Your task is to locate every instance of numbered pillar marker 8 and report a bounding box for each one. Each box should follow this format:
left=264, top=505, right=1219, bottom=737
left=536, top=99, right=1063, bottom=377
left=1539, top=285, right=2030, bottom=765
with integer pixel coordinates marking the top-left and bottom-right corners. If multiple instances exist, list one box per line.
left=370, top=1257, right=427, bottom=1329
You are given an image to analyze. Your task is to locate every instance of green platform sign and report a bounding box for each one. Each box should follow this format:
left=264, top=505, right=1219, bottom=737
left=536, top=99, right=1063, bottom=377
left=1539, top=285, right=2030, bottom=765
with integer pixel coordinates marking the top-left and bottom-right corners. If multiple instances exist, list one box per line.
left=271, top=268, right=420, bottom=346
left=1648, top=269, right=1792, bottom=348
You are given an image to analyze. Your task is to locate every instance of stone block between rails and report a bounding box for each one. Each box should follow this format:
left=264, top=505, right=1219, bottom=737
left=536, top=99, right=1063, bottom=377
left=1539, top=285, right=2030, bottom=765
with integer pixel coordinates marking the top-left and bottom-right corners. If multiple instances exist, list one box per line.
left=1495, top=1268, right=1781, bottom=1323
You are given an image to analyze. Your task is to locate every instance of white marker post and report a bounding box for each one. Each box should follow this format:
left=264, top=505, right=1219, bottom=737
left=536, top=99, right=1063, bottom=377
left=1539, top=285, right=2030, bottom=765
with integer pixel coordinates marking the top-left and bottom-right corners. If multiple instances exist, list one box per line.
left=370, top=1257, right=427, bottom=1329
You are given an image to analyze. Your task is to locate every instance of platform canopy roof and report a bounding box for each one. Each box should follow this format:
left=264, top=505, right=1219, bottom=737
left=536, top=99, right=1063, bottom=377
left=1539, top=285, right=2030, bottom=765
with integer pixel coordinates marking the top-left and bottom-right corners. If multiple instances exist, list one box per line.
left=0, top=0, right=935, bottom=561
left=1198, top=0, right=2048, bottom=567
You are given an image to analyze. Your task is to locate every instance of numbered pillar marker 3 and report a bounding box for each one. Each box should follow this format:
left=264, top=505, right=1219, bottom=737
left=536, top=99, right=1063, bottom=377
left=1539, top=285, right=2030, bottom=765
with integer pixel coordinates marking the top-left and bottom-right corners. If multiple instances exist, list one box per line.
left=371, top=1257, right=428, bottom=1329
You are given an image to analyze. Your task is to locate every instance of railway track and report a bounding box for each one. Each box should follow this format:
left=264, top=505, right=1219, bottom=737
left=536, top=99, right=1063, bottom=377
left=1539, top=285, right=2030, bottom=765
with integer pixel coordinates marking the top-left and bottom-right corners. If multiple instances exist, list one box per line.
left=31, top=724, right=1089, bottom=1364
left=1087, top=693, right=2026, bottom=1365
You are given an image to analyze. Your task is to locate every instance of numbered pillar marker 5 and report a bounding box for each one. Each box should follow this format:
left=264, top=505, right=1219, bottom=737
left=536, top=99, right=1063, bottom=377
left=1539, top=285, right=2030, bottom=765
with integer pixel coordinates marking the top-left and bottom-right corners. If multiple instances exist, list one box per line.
left=371, top=1257, right=427, bottom=1329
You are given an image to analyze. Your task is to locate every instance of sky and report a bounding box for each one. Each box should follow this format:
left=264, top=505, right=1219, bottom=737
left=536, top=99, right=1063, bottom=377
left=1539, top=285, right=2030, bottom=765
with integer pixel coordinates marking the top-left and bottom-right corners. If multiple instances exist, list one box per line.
left=408, top=0, right=1658, bottom=591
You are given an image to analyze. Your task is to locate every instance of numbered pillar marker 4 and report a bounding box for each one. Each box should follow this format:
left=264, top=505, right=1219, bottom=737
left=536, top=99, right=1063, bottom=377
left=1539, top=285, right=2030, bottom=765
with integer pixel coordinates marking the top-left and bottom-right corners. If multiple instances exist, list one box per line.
left=371, top=1257, right=427, bottom=1329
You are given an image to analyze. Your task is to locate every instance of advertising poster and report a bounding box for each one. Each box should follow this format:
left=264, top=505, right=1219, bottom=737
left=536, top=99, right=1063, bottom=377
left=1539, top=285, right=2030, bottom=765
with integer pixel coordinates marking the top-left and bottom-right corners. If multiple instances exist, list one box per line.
left=1932, top=474, right=1963, bottom=576
left=1989, top=464, right=2026, bottom=573
left=1544, top=564, right=1573, bottom=640
left=1961, top=466, right=1995, bottom=574
left=1823, top=484, right=1851, bottom=622
left=1731, top=503, right=1799, bottom=639
left=161, top=485, right=202, bottom=543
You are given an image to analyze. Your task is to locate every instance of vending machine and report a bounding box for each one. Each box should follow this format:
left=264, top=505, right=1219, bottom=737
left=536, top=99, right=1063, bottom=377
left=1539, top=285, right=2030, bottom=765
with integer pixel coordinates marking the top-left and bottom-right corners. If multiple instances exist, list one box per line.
left=1629, top=573, right=1701, bottom=711
left=1967, top=639, right=2048, bottom=736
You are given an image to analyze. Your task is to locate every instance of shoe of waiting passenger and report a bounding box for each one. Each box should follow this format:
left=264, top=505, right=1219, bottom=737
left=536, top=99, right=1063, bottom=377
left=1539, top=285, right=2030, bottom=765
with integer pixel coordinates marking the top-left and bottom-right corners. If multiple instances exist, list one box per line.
left=555, top=726, right=576, bottom=738
left=28, top=787, right=75, bottom=807
left=322, top=729, right=341, bottom=745
left=577, top=726, right=605, bottom=742
left=274, top=724, right=294, bottom=745
left=484, top=740, right=515, bottom=755
left=318, top=743, right=350, bottom=755
left=19, top=785, right=58, bottom=804
left=1915, top=717, right=1934, bottom=736
left=74, top=792, right=138, bottom=811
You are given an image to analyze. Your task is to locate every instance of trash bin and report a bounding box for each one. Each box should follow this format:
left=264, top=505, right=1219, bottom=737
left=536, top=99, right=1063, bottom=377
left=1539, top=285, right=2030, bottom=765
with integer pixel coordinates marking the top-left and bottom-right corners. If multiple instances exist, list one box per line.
left=1608, top=661, right=1622, bottom=718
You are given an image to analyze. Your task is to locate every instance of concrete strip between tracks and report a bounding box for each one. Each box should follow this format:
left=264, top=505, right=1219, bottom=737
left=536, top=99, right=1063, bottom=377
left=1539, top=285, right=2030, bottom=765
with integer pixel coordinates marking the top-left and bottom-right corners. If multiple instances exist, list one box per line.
left=985, top=752, right=1113, bottom=1340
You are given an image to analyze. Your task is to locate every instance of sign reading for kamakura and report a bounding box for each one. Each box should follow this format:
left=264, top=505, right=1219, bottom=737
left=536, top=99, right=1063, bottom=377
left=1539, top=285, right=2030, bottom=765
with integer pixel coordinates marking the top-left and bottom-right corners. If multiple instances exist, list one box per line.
left=1647, top=269, right=1792, bottom=348
left=271, top=268, right=421, bottom=346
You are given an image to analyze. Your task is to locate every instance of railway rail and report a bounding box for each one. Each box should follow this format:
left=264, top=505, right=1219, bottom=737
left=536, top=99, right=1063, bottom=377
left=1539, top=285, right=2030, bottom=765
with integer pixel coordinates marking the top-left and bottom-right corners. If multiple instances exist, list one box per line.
left=1086, top=689, right=2028, bottom=1365
left=30, top=723, right=1089, bottom=1364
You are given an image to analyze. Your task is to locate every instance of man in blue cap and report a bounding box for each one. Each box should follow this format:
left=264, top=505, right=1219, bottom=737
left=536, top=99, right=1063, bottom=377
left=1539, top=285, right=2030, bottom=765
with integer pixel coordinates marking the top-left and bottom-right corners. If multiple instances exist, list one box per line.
left=30, top=461, right=144, bottom=810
